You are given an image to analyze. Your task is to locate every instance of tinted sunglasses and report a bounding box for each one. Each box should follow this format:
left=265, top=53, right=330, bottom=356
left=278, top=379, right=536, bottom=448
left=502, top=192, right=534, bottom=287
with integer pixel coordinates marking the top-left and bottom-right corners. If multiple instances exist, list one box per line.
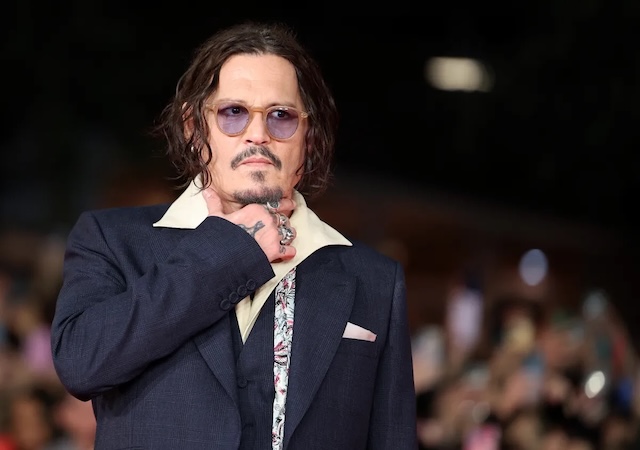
left=206, top=102, right=308, bottom=140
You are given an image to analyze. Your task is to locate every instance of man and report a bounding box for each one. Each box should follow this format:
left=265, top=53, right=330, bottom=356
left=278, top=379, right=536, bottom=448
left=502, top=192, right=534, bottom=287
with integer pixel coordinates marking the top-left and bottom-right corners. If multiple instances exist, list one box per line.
left=51, top=20, right=417, bottom=449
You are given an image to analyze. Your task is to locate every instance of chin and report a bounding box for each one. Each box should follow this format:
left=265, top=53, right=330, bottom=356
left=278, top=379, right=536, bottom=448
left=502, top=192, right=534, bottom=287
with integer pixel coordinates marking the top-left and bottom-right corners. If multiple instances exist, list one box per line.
left=233, top=185, right=285, bottom=205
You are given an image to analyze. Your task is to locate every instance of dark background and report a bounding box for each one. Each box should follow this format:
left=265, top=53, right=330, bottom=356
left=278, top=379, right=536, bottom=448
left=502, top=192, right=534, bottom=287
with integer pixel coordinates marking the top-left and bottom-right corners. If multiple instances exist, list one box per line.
left=2, top=4, right=638, bottom=239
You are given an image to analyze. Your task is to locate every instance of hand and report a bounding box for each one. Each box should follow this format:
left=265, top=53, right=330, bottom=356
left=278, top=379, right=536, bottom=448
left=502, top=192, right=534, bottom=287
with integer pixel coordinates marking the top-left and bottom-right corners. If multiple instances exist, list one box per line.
left=202, top=188, right=297, bottom=263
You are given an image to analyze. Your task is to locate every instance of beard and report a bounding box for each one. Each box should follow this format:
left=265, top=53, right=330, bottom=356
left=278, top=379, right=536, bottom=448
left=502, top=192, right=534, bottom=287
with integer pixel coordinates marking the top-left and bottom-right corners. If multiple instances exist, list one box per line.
left=230, top=145, right=285, bottom=205
left=232, top=184, right=284, bottom=206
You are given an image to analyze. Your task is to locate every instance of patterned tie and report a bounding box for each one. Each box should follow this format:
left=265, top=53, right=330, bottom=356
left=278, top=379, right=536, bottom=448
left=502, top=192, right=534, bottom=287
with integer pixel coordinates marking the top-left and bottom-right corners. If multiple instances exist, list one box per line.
left=272, top=267, right=296, bottom=450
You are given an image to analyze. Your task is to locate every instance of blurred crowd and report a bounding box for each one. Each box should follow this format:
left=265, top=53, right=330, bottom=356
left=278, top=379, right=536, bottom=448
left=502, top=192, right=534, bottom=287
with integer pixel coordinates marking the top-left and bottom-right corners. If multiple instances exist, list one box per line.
left=0, top=230, right=95, bottom=450
left=412, top=282, right=640, bottom=449
left=1, top=225, right=639, bottom=450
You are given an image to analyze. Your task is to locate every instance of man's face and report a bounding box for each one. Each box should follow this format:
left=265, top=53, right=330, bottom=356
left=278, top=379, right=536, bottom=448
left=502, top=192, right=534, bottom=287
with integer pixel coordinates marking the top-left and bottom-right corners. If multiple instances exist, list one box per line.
left=204, top=53, right=307, bottom=207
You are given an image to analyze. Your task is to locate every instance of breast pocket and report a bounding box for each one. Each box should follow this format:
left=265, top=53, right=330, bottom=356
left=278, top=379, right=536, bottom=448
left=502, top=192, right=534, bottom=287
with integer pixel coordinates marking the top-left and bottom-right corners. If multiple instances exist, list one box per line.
left=336, top=337, right=378, bottom=359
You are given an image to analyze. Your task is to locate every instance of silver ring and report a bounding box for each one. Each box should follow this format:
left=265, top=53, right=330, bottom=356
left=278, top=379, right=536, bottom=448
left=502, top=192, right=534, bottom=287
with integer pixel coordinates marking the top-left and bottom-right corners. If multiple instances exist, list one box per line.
left=275, top=213, right=288, bottom=227
left=279, top=226, right=295, bottom=246
left=265, top=200, right=280, bottom=213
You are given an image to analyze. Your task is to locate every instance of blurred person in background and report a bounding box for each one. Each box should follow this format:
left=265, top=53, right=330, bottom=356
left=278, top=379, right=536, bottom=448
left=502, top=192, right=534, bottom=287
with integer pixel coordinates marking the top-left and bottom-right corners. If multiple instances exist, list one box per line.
left=49, top=392, right=95, bottom=450
left=50, top=20, right=416, bottom=449
left=8, top=296, right=57, bottom=386
left=2, top=384, right=61, bottom=450
left=444, top=274, right=484, bottom=375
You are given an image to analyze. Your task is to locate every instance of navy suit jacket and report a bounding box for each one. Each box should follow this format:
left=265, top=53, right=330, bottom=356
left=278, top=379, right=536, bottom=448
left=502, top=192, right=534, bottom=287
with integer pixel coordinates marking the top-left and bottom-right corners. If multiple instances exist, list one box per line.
left=51, top=203, right=418, bottom=449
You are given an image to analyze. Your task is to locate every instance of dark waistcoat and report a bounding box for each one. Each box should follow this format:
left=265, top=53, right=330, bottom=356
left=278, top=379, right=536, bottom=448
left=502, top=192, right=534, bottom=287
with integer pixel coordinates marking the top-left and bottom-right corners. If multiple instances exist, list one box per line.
left=232, top=295, right=276, bottom=450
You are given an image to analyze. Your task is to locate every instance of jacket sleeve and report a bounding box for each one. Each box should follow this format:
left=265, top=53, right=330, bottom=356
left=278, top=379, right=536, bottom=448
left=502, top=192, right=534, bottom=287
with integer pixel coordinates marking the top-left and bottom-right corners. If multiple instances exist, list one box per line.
left=50, top=210, right=274, bottom=400
left=368, top=262, right=418, bottom=449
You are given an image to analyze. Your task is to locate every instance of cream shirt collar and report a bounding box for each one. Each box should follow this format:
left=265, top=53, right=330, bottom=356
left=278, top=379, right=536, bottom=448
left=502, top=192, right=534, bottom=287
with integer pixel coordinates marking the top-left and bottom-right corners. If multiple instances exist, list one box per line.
left=153, top=179, right=352, bottom=341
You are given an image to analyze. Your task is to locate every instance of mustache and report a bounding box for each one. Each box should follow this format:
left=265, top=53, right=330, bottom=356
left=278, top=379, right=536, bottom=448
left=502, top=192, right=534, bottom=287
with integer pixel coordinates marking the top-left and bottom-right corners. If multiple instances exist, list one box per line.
left=230, top=146, right=282, bottom=170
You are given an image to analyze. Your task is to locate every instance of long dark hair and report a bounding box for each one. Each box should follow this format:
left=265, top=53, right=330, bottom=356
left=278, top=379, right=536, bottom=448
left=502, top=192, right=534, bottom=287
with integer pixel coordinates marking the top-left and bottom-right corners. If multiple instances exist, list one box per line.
left=153, top=20, right=339, bottom=200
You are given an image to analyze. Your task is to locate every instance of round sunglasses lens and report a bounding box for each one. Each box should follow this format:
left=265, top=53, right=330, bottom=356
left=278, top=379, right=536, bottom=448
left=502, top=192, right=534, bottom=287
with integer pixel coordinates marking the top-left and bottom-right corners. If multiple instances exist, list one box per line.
left=267, top=108, right=299, bottom=139
left=217, top=105, right=249, bottom=135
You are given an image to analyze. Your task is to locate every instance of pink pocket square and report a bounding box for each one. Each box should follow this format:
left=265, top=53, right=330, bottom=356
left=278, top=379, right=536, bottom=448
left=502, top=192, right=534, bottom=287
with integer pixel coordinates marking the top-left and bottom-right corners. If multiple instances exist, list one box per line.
left=342, top=322, right=377, bottom=342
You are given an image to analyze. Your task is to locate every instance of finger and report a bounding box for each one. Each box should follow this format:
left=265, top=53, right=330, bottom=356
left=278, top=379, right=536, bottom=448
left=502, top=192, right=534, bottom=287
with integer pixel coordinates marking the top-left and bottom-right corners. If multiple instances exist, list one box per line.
left=264, top=197, right=296, bottom=214
left=202, top=188, right=224, bottom=216
left=276, top=197, right=296, bottom=213
left=277, top=244, right=297, bottom=262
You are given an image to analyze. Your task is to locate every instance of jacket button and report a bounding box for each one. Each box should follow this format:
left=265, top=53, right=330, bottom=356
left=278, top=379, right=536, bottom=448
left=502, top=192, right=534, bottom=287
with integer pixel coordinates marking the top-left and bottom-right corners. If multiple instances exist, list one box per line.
left=229, top=292, right=239, bottom=304
left=246, top=279, right=256, bottom=290
left=220, top=299, right=231, bottom=311
left=237, top=285, right=248, bottom=297
left=237, top=377, right=248, bottom=388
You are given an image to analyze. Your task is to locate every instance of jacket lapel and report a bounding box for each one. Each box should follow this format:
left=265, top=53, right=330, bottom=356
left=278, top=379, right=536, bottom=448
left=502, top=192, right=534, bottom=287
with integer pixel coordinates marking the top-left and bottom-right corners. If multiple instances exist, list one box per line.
left=193, top=318, right=239, bottom=406
left=284, top=253, right=356, bottom=448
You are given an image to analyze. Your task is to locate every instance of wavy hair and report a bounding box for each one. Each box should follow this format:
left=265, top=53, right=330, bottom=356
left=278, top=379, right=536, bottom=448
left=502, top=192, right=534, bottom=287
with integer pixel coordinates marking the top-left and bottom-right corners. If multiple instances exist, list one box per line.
left=153, top=20, right=339, bottom=200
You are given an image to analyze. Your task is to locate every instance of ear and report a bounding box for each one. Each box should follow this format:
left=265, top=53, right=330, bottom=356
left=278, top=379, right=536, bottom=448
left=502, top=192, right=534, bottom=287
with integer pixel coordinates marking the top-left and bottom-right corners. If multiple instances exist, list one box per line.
left=182, top=102, right=194, bottom=141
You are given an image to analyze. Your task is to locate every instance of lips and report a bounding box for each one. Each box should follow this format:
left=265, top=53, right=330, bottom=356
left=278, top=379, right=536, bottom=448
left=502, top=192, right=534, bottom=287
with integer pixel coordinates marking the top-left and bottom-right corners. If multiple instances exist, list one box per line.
left=240, top=157, right=272, bottom=165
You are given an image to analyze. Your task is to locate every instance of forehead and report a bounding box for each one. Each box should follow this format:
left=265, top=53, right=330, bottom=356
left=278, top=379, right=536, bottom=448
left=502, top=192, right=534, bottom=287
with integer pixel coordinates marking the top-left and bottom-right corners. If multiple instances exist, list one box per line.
left=215, top=53, right=301, bottom=104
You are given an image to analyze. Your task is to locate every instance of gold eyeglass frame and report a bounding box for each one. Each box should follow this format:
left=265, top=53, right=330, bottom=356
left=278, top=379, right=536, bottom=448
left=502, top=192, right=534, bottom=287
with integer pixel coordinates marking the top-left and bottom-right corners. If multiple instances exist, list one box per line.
left=205, top=102, right=309, bottom=140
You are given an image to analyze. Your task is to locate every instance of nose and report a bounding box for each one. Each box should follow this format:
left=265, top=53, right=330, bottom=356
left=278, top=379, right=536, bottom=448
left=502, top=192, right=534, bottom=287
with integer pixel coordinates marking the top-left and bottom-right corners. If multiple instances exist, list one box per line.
left=243, top=111, right=271, bottom=145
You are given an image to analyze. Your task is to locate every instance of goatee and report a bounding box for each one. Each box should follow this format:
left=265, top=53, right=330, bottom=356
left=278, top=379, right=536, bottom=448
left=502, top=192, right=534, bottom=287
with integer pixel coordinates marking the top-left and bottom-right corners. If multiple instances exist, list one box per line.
left=233, top=187, right=284, bottom=206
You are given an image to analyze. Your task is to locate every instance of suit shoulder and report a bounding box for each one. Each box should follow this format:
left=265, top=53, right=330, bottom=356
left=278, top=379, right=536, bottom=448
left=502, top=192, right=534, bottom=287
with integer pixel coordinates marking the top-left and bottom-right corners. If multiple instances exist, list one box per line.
left=337, top=238, right=403, bottom=270
left=64, top=204, right=173, bottom=248
left=82, top=203, right=170, bottom=222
